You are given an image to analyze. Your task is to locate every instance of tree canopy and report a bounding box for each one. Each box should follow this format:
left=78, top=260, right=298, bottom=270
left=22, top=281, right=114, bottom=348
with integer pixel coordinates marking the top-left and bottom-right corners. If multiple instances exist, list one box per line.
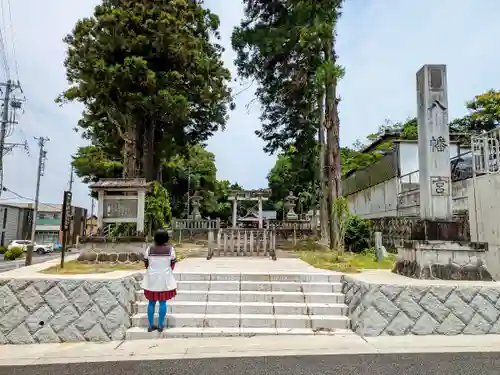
left=59, top=0, right=234, bottom=181
left=59, top=0, right=243, bottom=228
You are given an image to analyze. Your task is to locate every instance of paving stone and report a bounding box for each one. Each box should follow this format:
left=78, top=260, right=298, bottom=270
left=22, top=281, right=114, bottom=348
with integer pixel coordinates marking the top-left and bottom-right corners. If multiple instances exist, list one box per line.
left=241, top=291, right=272, bottom=303
left=470, top=294, right=500, bottom=323
left=274, top=302, right=307, bottom=315
left=275, top=315, right=310, bottom=329
left=240, top=302, right=272, bottom=314
left=208, top=291, right=240, bottom=302
left=204, top=314, right=240, bottom=328
left=462, top=313, right=491, bottom=335
left=6, top=324, right=35, bottom=344
left=175, top=290, right=208, bottom=302
left=241, top=314, right=276, bottom=328
left=210, top=281, right=240, bottom=291
left=178, top=281, right=209, bottom=291
left=273, top=292, right=305, bottom=303
left=17, top=286, right=44, bottom=313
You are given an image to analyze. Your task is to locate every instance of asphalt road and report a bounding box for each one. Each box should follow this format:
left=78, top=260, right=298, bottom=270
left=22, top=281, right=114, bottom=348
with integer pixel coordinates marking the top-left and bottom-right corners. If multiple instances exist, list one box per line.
left=1, top=352, right=499, bottom=375
left=0, top=252, right=74, bottom=273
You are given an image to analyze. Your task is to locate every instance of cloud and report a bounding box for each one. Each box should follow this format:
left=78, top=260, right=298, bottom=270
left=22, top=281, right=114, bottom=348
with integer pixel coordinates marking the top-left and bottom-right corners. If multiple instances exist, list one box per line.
left=2, top=0, right=500, bottom=209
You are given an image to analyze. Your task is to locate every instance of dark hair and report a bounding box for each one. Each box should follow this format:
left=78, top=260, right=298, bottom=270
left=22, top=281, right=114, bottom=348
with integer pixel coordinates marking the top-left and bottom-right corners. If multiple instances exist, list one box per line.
left=153, top=229, right=169, bottom=246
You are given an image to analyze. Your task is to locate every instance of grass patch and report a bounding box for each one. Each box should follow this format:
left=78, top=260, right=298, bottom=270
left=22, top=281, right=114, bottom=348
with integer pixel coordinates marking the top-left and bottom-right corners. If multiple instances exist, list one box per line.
left=295, top=239, right=396, bottom=273
left=41, top=260, right=145, bottom=275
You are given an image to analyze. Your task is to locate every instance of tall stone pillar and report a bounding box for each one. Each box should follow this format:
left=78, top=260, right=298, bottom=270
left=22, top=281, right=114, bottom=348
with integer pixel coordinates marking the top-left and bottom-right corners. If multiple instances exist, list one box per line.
left=232, top=198, right=238, bottom=229
left=137, top=190, right=145, bottom=234
left=417, top=65, right=453, bottom=220
left=258, top=196, right=263, bottom=229
left=97, top=190, right=104, bottom=231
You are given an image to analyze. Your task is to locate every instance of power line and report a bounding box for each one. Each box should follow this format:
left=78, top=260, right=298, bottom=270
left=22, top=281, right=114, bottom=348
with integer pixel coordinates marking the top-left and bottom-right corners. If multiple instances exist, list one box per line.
left=5, top=0, right=19, bottom=80
left=0, top=186, right=62, bottom=210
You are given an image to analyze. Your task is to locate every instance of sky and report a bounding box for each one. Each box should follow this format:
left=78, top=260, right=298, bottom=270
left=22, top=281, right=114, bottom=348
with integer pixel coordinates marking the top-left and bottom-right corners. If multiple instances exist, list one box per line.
left=1, top=0, right=500, bottom=211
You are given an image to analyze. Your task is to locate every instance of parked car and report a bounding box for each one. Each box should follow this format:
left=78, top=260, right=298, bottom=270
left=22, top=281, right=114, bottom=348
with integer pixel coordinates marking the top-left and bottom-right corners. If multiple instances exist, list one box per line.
left=7, top=240, right=54, bottom=254
left=34, top=243, right=54, bottom=254
left=8, top=240, right=31, bottom=252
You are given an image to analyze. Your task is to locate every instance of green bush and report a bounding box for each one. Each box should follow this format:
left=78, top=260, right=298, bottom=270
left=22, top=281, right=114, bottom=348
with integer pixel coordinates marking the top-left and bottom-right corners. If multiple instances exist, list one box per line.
left=344, top=215, right=371, bottom=253
left=0, top=245, right=7, bottom=254
left=4, top=246, right=24, bottom=260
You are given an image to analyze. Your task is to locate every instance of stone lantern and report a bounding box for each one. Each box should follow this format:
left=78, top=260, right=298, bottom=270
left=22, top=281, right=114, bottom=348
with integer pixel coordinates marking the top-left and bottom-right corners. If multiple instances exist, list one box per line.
left=190, top=192, right=202, bottom=220
left=284, top=191, right=298, bottom=220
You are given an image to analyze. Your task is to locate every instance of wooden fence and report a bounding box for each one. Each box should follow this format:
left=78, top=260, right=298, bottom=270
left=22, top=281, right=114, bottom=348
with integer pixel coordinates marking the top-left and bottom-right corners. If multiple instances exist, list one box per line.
left=207, top=229, right=277, bottom=260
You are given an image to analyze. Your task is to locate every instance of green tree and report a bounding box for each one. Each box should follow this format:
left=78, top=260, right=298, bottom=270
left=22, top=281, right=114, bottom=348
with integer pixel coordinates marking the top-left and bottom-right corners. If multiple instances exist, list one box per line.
left=59, top=0, right=233, bottom=180
left=233, top=0, right=340, bottom=244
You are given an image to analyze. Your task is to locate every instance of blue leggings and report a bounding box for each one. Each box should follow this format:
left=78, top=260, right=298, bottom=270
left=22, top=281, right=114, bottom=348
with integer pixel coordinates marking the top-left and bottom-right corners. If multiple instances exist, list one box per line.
left=147, top=300, right=167, bottom=328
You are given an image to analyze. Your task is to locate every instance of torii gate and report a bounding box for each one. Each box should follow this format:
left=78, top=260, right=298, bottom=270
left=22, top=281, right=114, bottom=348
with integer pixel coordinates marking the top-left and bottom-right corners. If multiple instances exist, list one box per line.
left=228, top=189, right=271, bottom=229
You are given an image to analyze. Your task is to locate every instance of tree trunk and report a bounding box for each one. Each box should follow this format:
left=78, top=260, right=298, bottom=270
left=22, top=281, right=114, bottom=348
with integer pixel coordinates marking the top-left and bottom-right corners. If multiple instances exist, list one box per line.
left=317, top=93, right=328, bottom=243
left=122, top=128, right=137, bottom=178
left=142, top=122, right=156, bottom=181
left=324, top=44, right=342, bottom=251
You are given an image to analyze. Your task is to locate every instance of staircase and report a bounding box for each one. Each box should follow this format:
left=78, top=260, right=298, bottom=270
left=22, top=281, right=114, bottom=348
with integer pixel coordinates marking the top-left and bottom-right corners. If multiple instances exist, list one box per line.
left=126, top=271, right=352, bottom=339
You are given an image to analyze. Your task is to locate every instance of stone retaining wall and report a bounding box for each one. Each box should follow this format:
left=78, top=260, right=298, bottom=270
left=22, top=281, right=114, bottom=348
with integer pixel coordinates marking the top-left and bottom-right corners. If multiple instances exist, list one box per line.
left=0, top=274, right=143, bottom=345
left=342, top=274, right=500, bottom=336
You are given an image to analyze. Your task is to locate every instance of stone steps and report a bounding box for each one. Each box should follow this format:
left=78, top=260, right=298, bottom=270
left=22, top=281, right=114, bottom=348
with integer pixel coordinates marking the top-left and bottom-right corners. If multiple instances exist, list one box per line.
left=125, top=327, right=355, bottom=339
left=131, top=312, right=350, bottom=329
left=126, top=271, right=350, bottom=340
left=136, top=301, right=348, bottom=315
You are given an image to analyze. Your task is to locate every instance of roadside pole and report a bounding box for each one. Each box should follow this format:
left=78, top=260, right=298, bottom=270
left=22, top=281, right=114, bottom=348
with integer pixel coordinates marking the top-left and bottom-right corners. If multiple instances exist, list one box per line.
left=60, top=190, right=72, bottom=268
left=25, top=136, right=49, bottom=266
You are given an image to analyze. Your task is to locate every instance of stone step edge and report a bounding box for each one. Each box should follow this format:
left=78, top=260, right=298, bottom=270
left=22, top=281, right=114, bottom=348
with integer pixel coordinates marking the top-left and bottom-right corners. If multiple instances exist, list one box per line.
left=135, top=301, right=348, bottom=308
left=175, top=281, right=342, bottom=285
left=171, top=273, right=342, bottom=281
left=135, top=290, right=345, bottom=296
left=125, top=326, right=355, bottom=339
left=132, top=313, right=350, bottom=320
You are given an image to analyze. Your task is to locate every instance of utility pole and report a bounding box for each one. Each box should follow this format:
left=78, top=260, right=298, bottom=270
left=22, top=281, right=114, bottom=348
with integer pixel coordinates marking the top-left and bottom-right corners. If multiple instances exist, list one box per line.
left=186, top=166, right=191, bottom=218
left=0, top=80, right=26, bottom=195
left=68, top=165, right=74, bottom=192
left=25, top=136, right=49, bottom=266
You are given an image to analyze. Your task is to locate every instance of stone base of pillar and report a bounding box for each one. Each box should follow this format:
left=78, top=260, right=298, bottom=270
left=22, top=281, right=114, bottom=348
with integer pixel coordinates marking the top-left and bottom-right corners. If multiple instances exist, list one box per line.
left=393, top=241, right=493, bottom=281
left=286, top=213, right=298, bottom=220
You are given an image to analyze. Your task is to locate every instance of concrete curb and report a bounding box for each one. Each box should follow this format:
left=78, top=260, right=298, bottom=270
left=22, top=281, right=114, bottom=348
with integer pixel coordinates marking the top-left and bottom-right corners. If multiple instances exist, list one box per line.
left=3, top=334, right=500, bottom=366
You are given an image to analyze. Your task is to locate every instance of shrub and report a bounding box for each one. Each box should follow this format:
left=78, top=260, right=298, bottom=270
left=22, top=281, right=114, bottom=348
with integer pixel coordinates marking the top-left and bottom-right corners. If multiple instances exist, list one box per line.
left=344, top=215, right=371, bottom=253
left=0, top=245, right=7, bottom=254
left=4, top=246, right=24, bottom=260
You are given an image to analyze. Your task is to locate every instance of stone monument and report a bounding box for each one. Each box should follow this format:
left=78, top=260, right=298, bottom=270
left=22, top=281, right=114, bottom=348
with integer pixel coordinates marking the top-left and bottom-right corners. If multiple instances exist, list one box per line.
left=416, top=64, right=453, bottom=220
left=89, top=178, right=151, bottom=236
left=284, top=191, right=298, bottom=220
left=393, top=65, right=492, bottom=281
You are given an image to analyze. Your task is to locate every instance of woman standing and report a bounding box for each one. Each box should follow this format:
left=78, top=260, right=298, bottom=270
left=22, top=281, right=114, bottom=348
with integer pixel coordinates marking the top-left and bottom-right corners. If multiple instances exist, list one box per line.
left=142, top=229, right=177, bottom=332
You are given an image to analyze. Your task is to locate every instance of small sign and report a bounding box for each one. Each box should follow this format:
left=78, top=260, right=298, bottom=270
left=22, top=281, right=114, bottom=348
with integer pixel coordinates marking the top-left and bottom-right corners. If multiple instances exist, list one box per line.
left=430, top=176, right=450, bottom=196
left=60, top=191, right=72, bottom=231
left=103, top=198, right=138, bottom=219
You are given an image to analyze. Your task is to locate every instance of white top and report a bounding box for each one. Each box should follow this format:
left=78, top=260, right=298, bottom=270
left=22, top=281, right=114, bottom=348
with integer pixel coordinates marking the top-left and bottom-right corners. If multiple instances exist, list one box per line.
left=141, top=245, right=177, bottom=292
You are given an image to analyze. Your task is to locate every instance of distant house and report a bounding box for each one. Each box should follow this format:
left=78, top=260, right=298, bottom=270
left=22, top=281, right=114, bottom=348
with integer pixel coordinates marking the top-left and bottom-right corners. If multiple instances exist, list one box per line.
left=0, top=202, right=87, bottom=245
left=0, top=203, right=32, bottom=246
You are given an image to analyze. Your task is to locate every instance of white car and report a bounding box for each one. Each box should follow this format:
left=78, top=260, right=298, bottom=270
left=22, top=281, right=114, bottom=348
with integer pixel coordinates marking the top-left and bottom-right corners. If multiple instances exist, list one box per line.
left=8, top=240, right=54, bottom=254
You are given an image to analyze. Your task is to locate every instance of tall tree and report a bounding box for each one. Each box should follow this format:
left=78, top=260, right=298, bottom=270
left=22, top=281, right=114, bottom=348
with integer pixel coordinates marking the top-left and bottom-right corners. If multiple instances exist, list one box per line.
left=233, top=0, right=331, bottom=242
left=58, top=0, right=233, bottom=180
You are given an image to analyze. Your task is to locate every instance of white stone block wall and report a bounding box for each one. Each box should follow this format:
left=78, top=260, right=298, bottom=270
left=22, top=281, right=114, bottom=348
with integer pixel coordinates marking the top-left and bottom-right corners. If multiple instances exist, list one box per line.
left=0, top=274, right=143, bottom=344
left=342, top=276, right=500, bottom=336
